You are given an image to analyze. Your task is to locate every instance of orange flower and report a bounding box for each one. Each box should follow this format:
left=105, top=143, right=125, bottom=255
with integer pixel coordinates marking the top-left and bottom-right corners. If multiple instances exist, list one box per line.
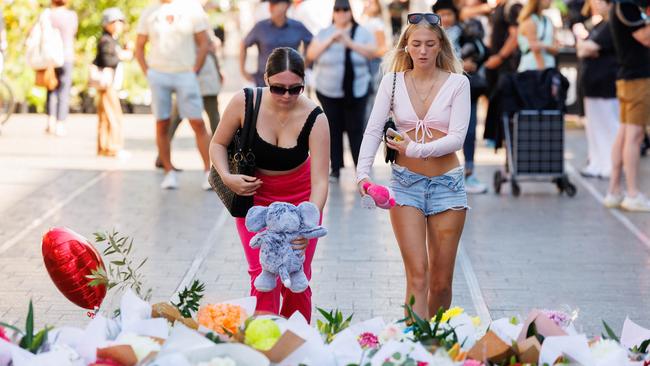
left=197, top=304, right=247, bottom=335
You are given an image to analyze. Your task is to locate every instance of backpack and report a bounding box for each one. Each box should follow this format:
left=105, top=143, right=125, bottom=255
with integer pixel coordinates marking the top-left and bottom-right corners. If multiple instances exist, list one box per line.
left=26, top=9, right=65, bottom=70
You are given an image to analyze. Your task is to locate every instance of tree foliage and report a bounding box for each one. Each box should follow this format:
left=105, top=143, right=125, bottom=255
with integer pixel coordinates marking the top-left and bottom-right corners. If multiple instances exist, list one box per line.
left=2, top=0, right=150, bottom=107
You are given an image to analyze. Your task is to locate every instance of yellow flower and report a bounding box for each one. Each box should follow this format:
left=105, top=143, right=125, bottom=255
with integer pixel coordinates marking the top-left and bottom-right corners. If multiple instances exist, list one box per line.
left=471, top=316, right=481, bottom=327
left=438, top=307, right=464, bottom=323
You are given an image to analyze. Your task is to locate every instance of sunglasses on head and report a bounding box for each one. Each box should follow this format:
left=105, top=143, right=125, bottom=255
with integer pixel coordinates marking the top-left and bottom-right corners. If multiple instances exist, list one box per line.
left=269, top=84, right=304, bottom=96
left=407, top=13, right=442, bottom=26
left=334, top=6, right=351, bottom=12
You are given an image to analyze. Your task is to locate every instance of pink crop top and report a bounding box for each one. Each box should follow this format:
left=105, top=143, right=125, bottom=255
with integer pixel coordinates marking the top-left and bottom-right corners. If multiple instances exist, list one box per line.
left=356, top=71, right=471, bottom=183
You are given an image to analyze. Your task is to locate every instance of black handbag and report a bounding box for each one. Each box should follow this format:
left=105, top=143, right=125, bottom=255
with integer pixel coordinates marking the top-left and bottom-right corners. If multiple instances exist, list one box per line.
left=383, top=72, right=398, bottom=163
left=209, top=87, right=262, bottom=217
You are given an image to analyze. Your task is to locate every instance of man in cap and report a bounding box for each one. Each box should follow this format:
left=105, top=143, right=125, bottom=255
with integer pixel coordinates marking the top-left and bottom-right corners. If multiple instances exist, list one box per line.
left=240, top=0, right=313, bottom=87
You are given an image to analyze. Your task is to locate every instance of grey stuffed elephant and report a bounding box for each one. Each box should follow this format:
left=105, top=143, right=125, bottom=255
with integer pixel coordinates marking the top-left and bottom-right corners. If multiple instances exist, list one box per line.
left=245, top=201, right=327, bottom=293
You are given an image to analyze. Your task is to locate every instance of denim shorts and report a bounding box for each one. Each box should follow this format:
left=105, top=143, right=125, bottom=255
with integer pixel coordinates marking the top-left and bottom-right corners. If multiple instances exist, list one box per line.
left=390, top=164, right=469, bottom=216
left=147, top=69, right=204, bottom=121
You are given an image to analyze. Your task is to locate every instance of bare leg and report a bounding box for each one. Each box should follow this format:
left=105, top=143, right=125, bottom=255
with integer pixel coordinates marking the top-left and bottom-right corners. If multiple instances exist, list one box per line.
left=426, top=209, right=466, bottom=315
left=188, top=119, right=211, bottom=171
left=607, top=124, right=625, bottom=195
left=390, top=206, right=429, bottom=319
left=156, top=120, right=173, bottom=172
left=622, top=124, right=644, bottom=197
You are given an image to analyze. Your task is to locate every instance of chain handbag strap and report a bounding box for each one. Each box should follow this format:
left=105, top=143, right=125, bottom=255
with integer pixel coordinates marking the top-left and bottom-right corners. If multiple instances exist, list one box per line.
left=233, top=87, right=262, bottom=167
left=389, top=71, right=397, bottom=116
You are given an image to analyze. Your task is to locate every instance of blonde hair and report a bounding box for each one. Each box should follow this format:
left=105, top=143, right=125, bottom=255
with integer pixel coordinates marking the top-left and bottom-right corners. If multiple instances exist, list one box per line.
left=518, top=0, right=544, bottom=23
left=383, top=22, right=463, bottom=74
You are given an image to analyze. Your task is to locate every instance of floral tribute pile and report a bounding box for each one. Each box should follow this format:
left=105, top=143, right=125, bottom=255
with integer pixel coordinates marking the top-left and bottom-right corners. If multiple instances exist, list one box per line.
left=1, top=228, right=650, bottom=366
left=2, top=289, right=650, bottom=366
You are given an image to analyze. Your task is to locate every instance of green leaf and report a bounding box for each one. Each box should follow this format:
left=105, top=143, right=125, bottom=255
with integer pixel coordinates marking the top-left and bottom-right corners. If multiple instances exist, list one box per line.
left=317, top=308, right=333, bottom=322
left=21, top=300, right=34, bottom=349
left=29, top=328, right=49, bottom=353
left=88, top=279, right=105, bottom=287
left=636, top=339, right=650, bottom=353
left=602, top=321, right=620, bottom=343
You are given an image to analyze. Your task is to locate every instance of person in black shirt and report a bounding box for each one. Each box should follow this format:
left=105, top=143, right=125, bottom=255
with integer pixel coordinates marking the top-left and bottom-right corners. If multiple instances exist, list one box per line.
left=603, top=2, right=650, bottom=211
left=94, top=8, right=132, bottom=158
left=482, top=0, right=523, bottom=145
left=576, top=0, right=619, bottom=178
left=434, top=0, right=490, bottom=194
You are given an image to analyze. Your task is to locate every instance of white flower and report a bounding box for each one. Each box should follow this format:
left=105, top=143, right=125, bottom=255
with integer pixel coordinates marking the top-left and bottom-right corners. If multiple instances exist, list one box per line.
left=379, top=323, right=405, bottom=343
left=115, top=333, right=161, bottom=362
left=590, top=339, right=627, bottom=365
left=196, top=356, right=237, bottom=366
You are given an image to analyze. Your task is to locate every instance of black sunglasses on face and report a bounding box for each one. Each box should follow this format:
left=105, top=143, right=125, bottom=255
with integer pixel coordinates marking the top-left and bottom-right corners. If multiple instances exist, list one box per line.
left=269, top=84, right=304, bottom=96
left=334, top=6, right=351, bottom=12
left=407, top=13, right=442, bottom=26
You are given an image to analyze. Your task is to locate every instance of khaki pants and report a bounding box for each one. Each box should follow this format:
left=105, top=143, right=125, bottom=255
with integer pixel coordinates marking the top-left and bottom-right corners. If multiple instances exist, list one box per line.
left=97, top=88, right=124, bottom=156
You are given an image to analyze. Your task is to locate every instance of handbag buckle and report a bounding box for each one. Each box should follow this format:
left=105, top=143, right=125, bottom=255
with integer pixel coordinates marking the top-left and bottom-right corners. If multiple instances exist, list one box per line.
left=232, top=152, right=244, bottom=163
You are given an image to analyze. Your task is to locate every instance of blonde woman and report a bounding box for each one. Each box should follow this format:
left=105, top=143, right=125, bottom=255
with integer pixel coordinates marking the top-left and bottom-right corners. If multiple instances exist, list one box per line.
left=362, top=0, right=391, bottom=120
left=356, top=13, right=470, bottom=318
left=517, top=0, right=558, bottom=71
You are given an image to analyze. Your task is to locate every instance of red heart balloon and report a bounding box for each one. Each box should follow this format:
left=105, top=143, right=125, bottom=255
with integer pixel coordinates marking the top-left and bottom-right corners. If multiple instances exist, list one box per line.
left=42, top=227, right=107, bottom=310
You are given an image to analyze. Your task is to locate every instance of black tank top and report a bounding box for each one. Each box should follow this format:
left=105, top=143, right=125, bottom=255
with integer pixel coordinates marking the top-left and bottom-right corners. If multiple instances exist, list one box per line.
left=253, top=107, right=323, bottom=171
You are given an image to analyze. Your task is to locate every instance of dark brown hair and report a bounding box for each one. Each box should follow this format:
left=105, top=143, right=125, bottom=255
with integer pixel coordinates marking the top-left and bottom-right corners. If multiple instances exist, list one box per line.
left=52, top=0, right=68, bottom=6
left=265, top=47, right=305, bottom=79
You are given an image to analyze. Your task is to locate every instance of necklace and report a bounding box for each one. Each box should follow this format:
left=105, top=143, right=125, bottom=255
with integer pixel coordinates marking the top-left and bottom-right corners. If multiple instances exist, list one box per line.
left=276, top=112, right=291, bottom=128
left=409, top=71, right=440, bottom=105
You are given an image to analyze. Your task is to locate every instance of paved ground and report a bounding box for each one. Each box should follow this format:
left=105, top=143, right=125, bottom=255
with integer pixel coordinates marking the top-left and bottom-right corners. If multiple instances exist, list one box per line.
left=1, top=55, right=649, bottom=336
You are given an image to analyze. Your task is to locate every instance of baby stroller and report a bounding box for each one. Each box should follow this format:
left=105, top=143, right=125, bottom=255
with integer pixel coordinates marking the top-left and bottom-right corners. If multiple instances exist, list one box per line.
left=489, top=68, right=577, bottom=197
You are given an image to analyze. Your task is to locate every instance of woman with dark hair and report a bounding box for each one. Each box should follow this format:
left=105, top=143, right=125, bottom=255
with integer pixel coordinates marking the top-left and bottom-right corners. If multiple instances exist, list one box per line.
left=357, top=13, right=470, bottom=318
left=46, top=0, right=77, bottom=136
left=307, top=0, right=376, bottom=182
left=209, top=47, right=330, bottom=321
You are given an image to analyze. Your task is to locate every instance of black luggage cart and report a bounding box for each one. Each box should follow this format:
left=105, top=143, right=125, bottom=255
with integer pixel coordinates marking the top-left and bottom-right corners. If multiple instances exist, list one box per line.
left=493, top=110, right=577, bottom=197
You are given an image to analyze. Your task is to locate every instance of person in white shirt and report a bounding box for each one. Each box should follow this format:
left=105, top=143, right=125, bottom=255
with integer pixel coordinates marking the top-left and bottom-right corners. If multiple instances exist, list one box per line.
left=135, top=0, right=212, bottom=190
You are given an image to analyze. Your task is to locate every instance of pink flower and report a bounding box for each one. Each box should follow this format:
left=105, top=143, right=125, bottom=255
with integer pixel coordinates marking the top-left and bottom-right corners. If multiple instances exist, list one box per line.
left=0, top=326, right=9, bottom=342
left=417, top=362, right=429, bottom=366
left=462, top=360, right=485, bottom=366
left=541, top=310, right=571, bottom=327
left=357, top=332, right=380, bottom=349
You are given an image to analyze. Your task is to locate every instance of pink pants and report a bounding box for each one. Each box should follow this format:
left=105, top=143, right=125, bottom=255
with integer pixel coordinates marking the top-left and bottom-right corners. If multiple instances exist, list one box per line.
left=235, top=159, right=318, bottom=322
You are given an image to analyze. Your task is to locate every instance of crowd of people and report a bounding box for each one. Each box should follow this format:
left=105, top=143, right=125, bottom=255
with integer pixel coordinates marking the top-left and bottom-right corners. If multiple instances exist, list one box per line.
left=14, top=0, right=650, bottom=320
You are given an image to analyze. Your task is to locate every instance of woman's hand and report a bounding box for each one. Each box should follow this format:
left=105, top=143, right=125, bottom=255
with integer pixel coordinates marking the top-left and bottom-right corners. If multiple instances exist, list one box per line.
left=463, top=59, right=477, bottom=73
left=386, top=132, right=412, bottom=156
left=291, top=236, right=308, bottom=255
left=358, top=178, right=371, bottom=197
left=223, top=174, right=262, bottom=196
left=330, top=29, right=345, bottom=44
left=340, top=31, right=353, bottom=47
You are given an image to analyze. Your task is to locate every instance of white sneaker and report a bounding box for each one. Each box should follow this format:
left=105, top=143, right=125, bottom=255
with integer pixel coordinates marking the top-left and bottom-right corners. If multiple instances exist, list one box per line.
left=54, top=123, right=67, bottom=137
left=602, top=192, right=623, bottom=208
left=620, top=194, right=650, bottom=212
left=201, top=171, right=212, bottom=191
left=161, top=171, right=179, bottom=190
left=45, top=121, right=55, bottom=134
left=465, top=174, right=488, bottom=194
left=116, top=150, right=132, bottom=160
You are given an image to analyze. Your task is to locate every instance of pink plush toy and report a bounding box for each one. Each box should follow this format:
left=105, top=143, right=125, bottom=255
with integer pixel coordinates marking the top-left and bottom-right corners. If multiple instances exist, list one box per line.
left=362, top=182, right=396, bottom=209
